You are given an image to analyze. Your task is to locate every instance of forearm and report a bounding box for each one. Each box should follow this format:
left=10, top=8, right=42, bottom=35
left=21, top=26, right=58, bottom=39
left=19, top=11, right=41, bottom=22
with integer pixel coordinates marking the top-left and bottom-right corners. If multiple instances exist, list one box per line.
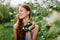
left=13, top=25, right=17, bottom=40
left=27, top=32, right=32, bottom=40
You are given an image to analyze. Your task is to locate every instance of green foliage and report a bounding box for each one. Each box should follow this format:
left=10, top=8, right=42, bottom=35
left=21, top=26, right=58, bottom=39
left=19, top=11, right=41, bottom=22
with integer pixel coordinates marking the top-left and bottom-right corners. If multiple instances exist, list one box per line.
left=49, top=4, right=60, bottom=12
left=0, top=4, right=15, bottom=23
left=0, top=22, right=14, bottom=40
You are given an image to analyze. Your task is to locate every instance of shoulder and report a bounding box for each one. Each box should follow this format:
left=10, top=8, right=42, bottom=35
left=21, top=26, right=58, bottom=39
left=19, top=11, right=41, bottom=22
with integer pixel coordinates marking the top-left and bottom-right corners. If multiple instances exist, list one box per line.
left=13, top=23, right=18, bottom=29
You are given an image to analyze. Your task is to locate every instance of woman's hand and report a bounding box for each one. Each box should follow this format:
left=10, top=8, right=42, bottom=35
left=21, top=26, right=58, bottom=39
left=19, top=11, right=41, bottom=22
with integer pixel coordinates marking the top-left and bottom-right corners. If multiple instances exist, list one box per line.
left=28, top=22, right=35, bottom=31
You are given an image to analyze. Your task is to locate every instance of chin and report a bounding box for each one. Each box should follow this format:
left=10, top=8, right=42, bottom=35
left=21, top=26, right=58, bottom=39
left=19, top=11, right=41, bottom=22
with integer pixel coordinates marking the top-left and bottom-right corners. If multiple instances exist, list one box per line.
left=19, top=17, right=23, bottom=19
left=19, top=16, right=25, bottom=19
left=19, top=15, right=26, bottom=19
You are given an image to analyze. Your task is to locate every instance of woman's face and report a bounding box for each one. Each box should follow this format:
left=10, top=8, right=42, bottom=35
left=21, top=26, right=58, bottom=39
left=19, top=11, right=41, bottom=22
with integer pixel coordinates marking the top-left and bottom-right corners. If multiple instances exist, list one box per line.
left=18, top=6, right=29, bottom=19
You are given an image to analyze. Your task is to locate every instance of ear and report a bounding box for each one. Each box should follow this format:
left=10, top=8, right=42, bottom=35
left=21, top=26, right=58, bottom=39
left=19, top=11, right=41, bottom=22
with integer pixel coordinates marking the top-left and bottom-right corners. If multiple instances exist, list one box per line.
left=27, top=11, right=30, bottom=15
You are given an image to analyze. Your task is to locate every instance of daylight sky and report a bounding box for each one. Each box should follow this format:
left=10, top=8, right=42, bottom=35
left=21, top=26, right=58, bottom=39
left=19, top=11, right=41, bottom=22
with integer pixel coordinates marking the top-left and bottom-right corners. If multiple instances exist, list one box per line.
left=1, top=0, right=60, bottom=7
left=10, top=0, right=60, bottom=7
left=10, top=0, right=29, bottom=7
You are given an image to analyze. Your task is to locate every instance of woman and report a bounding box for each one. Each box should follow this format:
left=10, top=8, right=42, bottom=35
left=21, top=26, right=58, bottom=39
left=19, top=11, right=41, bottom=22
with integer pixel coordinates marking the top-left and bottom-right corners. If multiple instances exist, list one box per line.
left=13, top=4, right=39, bottom=40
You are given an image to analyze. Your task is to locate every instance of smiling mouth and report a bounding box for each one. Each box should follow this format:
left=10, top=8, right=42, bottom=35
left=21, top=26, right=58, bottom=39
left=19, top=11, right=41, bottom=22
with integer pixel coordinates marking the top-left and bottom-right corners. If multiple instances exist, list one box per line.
left=20, top=14, right=22, bottom=16
left=19, top=13, right=22, bottom=16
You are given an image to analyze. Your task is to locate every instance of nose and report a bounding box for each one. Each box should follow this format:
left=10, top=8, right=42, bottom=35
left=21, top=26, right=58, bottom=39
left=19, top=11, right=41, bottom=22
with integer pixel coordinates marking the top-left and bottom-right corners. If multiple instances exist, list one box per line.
left=18, top=11, right=21, bottom=14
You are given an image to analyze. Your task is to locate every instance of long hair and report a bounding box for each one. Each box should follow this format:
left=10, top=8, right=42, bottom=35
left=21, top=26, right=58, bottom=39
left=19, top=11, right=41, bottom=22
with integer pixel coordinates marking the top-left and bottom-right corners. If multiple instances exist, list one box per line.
left=16, top=5, right=31, bottom=40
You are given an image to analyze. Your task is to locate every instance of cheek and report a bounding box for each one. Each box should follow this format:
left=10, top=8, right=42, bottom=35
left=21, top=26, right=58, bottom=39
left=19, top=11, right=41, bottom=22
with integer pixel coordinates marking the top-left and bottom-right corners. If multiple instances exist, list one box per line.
left=18, top=13, right=27, bottom=19
left=22, top=13, right=27, bottom=17
left=22, top=11, right=28, bottom=16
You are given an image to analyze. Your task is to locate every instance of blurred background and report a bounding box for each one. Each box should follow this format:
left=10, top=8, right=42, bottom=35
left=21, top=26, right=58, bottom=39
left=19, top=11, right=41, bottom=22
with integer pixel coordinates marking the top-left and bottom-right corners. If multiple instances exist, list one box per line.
left=0, top=0, right=60, bottom=40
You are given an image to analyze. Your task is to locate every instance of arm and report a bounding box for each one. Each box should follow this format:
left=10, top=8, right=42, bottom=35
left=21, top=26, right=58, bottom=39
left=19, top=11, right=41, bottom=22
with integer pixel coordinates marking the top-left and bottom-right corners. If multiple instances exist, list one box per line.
left=13, top=24, right=17, bottom=40
left=28, top=22, right=39, bottom=40
left=32, top=24, right=39, bottom=40
left=27, top=32, right=32, bottom=40
left=27, top=22, right=36, bottom=40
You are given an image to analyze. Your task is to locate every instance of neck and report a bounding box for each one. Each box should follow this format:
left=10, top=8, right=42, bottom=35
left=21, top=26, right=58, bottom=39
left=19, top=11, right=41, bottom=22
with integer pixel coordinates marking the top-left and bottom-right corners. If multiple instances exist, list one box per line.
left=23, top=16, right=30, bottom=25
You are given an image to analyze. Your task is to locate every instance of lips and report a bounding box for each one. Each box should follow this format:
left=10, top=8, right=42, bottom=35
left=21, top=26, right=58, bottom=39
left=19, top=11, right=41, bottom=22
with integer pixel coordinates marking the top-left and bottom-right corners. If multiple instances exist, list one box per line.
left=20, top=14, right=22, bottom=16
